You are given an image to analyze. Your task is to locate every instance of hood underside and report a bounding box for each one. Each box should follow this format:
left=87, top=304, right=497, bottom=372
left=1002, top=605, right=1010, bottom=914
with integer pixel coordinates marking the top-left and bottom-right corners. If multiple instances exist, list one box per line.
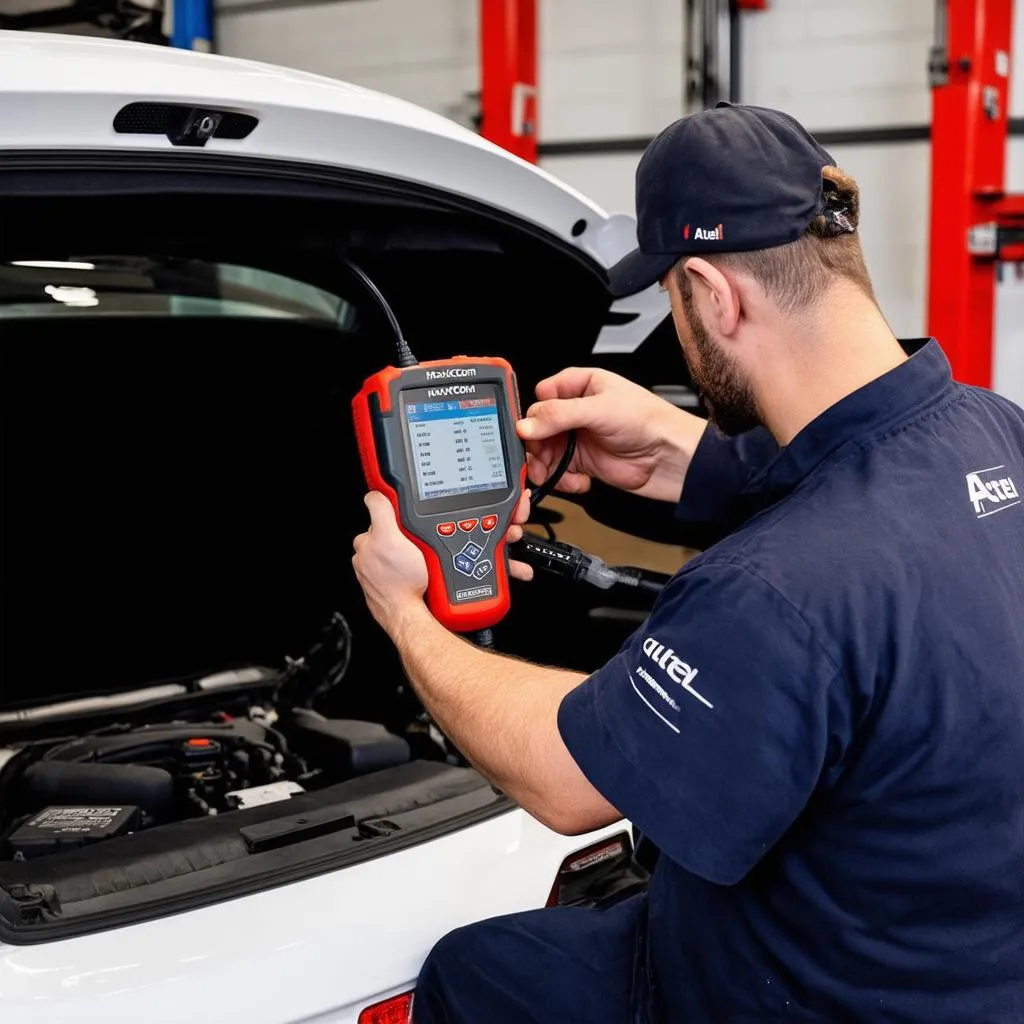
left=0, top=171, right=674, bottom=712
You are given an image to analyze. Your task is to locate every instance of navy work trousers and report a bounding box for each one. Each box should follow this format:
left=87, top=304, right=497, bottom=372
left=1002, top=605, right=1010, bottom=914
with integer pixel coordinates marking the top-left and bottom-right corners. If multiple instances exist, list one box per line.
left=412, top=893, right=652, bottom=1024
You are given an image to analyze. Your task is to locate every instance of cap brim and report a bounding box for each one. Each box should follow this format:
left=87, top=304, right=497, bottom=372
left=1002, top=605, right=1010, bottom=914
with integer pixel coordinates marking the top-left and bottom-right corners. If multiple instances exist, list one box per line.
left=606, top=248, right=679, bottom=299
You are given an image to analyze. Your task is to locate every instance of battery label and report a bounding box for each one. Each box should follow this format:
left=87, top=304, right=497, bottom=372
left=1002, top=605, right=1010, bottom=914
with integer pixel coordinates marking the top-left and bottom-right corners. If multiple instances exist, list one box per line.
left=29, top=807, right=127, bottom=834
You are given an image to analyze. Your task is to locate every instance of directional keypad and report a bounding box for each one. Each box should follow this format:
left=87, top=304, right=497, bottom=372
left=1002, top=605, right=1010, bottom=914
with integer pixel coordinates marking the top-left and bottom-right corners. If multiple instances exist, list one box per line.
left=452, top=538, right=490, bottom=578
left=441, top=513, right=499, bottom=582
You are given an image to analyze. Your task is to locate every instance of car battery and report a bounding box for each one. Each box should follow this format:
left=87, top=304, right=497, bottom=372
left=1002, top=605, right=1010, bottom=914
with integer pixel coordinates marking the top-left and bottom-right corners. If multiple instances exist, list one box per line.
left=5, top=805, right=140, bottom=860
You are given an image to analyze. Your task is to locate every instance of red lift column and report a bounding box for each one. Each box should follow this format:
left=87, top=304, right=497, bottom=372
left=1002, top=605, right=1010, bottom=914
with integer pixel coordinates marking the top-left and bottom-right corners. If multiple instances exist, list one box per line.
left=479, top=0, right=538, bottom=163
left=927, top=0, right=1015, bottom=388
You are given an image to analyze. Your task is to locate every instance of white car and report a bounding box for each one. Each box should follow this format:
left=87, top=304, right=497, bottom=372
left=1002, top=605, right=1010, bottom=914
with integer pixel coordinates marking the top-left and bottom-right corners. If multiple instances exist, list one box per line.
left=0, top=30, right=678, bottom=1023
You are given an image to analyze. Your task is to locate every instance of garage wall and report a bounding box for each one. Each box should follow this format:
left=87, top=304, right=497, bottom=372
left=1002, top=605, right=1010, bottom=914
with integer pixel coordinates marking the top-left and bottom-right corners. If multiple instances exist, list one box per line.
left=214, top=0, right=683, bottom=210
left=215, top=0, right=1023, bottom=403
left=216, top=0, right=480, bottom=125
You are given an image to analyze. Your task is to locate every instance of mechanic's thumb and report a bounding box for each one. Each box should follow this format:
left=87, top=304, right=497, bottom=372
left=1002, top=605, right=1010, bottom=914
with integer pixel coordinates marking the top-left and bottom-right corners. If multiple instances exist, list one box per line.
left=363, top=491, right=401, bottom=535
left=518, top=396, right=594, bottom=441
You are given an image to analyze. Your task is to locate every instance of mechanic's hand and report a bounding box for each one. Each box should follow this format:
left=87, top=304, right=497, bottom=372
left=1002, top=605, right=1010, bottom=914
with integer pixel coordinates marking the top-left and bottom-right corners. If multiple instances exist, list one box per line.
left=504, top=489, right=534, bottom=582
left=352, top=493, right=428, bottom=636
left=517, top=367, right=708, bottom=504
left=353, top=492, right=534, bottom=634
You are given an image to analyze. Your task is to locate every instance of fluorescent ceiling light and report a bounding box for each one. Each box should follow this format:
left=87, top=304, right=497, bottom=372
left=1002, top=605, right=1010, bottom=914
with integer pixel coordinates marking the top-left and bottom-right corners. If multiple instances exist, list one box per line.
left=12, top=260, right=96, bottom=271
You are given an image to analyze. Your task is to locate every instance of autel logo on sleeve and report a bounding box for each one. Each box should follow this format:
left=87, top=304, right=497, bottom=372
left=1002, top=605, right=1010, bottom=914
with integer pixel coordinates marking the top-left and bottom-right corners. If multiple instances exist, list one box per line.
left=641, top=637, right=712, bottom=709
left=965, top=465, right=1020, bottom=519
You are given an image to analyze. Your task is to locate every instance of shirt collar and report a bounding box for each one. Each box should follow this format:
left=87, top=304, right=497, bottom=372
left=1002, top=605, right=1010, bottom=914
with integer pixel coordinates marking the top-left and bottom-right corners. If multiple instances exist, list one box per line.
left=743, top=338, right=955, bottom=502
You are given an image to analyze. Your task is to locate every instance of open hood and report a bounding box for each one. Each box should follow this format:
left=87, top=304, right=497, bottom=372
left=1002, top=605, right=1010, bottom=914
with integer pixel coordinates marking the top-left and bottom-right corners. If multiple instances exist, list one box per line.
left=0, top=166, right=676, bottom=716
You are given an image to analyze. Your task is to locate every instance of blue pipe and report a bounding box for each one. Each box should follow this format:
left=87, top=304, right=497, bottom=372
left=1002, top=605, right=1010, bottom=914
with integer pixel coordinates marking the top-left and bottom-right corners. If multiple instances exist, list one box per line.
left=169, top=0, right=213, bottom=52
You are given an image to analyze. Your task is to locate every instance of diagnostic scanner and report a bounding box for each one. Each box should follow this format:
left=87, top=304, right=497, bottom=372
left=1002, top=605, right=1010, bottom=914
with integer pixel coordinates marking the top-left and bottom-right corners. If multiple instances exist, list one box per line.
left=353, top=357, right=527, bottom=633
left=346, top=262, right=526, bottom=634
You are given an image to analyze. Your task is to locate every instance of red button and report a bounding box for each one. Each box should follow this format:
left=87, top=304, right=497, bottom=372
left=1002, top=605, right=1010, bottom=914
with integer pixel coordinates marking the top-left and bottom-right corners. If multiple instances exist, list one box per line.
left=437, top=522, right=457, bottom=537
left=458, top=518, right=479, bottom=532
left=481, top=515, right=498, bottom=532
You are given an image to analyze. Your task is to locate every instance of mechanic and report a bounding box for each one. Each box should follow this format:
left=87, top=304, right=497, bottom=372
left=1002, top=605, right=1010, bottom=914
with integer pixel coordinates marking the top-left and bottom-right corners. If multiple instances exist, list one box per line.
left=352, top=103, right=1024, bottom=1023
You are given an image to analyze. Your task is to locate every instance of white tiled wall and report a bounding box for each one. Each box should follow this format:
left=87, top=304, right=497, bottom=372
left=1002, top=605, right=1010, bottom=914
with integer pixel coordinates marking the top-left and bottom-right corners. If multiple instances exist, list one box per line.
left=215, top=0, right=480, bottom=125
left=215, top=0, right=1023, bottom=402
left=537, top=0, right=684, bottom=140
left=740, top=0, right=935, bottom=129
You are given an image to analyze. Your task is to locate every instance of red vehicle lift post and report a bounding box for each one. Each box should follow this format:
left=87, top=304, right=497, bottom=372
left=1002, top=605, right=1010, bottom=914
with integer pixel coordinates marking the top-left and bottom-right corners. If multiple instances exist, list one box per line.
left=927, top=0, right=1019, bottom=388
left=479, top=0, right=538, bottom=164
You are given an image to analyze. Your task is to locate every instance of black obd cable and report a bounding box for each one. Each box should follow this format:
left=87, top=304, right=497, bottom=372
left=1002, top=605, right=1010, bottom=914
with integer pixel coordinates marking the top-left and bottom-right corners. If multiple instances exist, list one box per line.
left=527, top=430, right=577, bottom=508
left=518, top=428, right=669, bottom=597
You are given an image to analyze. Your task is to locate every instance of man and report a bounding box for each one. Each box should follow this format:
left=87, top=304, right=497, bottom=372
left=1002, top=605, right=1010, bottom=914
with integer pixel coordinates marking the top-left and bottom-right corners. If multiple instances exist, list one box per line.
left=352, top=103, right=1024, bottom=1022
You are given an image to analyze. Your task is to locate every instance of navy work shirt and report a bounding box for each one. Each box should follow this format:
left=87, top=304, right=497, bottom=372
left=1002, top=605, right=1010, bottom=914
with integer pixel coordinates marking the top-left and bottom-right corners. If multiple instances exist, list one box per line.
left=558, top=340, right=1024, bottom=1022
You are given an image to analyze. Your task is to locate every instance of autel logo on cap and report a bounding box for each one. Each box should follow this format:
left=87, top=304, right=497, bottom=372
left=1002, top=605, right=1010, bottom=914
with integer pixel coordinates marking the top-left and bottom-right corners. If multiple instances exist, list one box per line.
left=965, top=465, right=1020, bottom=518
left=684, top=223, right=724, bottom=242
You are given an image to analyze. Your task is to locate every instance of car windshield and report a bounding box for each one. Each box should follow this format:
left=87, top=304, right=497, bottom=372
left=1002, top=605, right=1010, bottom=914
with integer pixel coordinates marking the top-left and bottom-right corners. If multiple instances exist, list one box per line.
left=0, top=256, right=356, bottom=326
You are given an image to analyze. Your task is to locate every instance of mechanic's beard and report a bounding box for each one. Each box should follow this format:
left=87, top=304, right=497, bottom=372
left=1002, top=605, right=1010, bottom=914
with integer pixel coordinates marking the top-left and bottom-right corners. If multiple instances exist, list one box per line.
left=683, top=298, right=762, bottom=438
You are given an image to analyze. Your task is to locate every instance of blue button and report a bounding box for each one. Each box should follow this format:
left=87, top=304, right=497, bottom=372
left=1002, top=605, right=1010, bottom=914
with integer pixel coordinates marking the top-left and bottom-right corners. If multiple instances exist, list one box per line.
left=462, top=542, right=483, bottom=561
left=472, top=559, right=493, bottom=580
left=453, top=554, right=475, bottom=577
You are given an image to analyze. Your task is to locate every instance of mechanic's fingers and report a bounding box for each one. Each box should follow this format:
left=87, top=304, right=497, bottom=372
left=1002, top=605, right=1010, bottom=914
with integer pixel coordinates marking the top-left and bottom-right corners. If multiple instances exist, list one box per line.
left=506, top=524, right=523, bottom=544
left=518, top=395, right=601, bottom=441
left=509, top=558, right=534, bottom=582
left=526, top=451, right=591, bottom=494
left=524, top=446, right=555, bottom=484
left=551, top=470, right=592, bottom=494
left=533, top=367, right=603, bottom=402
left=352, top=532, right=367, bottom=553
left=363, top=491, right=401, bottom=535
left=511, top=489, right=531, bottom=526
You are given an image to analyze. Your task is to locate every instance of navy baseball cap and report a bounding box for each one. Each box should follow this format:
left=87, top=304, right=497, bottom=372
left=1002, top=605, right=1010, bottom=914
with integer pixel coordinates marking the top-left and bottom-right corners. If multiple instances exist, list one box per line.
left=607, top=102, right=841, bottom=298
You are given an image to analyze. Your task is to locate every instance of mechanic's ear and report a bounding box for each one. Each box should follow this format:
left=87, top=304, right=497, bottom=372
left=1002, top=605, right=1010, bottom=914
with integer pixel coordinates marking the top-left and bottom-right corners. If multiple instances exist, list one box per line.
left=683, top=257, right=741, bottom=336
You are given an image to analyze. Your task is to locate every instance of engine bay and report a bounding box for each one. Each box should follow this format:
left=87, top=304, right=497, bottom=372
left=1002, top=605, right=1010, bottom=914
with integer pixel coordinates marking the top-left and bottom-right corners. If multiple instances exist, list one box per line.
left=0, top=254, right=664, bottom=884
left=0, top=616, right=445, bottom=863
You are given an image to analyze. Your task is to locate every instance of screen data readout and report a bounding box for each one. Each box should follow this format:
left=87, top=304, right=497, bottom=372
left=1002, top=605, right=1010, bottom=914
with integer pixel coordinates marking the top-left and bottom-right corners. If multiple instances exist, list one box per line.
left=406, top=396, right=508, bottom=500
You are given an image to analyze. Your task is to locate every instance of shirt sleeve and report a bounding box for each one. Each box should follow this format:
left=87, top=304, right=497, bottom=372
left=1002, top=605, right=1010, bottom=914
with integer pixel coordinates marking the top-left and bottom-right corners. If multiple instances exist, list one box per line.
left=557, top=559, right=849, bottom=886
left=676, top=426, right=780, bottom=542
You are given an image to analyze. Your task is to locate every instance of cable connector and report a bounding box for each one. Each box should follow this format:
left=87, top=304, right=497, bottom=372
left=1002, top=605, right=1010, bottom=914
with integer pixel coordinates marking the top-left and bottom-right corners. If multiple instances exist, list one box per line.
left=513, top=534, right=670, bottom=594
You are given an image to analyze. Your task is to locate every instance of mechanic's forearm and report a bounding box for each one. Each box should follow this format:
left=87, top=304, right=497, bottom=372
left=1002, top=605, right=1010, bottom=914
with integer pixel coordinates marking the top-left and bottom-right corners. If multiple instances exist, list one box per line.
left=638, top=407, right=709, bottom=504
left=390, top=603, right=621, bottom=834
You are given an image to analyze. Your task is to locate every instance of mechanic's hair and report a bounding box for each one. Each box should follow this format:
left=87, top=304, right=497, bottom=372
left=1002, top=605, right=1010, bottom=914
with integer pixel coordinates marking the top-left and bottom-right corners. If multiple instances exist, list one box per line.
left=676, top=166, right=877, bottom=315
